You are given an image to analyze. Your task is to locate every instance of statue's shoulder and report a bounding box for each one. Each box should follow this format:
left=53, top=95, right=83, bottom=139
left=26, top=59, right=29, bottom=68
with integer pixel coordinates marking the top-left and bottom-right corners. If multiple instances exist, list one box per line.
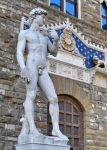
left=18, top=30, right=28, bottom=40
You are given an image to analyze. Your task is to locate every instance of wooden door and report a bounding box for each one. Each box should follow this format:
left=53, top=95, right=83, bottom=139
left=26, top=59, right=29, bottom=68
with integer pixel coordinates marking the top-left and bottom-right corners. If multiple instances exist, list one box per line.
left=48, top=95, right=84, bottom=150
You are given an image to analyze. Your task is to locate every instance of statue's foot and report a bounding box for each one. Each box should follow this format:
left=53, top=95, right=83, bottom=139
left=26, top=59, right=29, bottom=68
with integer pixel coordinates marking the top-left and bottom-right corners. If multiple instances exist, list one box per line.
left=28, top=128, right=45, bottom=143
left=19, top=132, right=29, bottom=137
left=30, top=129, right=43, bottom=137
left=18, top=131, right=29, bottom=144
left=52, top=129, right=68, bottom=141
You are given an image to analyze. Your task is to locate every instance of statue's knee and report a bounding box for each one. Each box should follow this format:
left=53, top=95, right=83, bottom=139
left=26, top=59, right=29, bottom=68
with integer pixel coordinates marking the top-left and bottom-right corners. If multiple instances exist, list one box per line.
left=23, top=100, right=28, bottom=108
left=23, top=91, right=36, bottom=107
left=27, top=90, right=36, bottom=100
left=49, top=96, right=58, bottom=104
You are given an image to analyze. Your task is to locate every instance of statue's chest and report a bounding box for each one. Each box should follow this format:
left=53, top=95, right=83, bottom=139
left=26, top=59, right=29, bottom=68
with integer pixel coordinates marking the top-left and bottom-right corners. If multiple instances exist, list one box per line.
left=27, top=32, right=47, bottom=44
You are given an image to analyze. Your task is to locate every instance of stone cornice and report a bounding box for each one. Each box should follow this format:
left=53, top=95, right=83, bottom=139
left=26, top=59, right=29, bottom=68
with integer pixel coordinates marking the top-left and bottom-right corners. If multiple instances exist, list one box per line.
left=67, top=25, right=106, bottom=52
left=43, top=18, right=107, bottom=52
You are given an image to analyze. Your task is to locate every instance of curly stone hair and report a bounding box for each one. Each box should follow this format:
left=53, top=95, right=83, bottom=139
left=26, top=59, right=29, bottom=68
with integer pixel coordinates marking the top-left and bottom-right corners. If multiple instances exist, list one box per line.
left=29, top=7, right=47, bottom=17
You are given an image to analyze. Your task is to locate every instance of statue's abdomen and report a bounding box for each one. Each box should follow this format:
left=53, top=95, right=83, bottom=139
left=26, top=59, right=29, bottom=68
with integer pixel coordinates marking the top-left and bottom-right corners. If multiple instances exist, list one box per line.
left=27, top=44, right=47, bottom=68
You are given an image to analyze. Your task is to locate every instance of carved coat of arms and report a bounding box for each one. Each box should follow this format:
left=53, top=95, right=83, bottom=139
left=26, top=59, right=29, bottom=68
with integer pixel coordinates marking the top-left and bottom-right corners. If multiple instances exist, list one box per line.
left=60, top=28, right=76, bottom=51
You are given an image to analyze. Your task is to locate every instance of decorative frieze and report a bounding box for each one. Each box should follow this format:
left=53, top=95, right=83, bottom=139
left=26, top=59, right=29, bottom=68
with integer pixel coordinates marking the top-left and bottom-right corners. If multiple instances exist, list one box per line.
left=48, top=57, right=107, bottom=88
left=42, top=18, right=107, bottom=52
left=47, top=58, right=91, bottom=83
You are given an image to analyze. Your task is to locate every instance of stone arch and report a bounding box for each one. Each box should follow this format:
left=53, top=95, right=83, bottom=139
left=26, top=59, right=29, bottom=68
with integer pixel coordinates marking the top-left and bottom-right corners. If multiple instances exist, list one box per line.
left=51, top=74, right=92, bottom=112
left=47, top=84, right=85, bottom=150
left=58, top=94, right=85, bottom=112
left=57, top=94, right=84, bottom=150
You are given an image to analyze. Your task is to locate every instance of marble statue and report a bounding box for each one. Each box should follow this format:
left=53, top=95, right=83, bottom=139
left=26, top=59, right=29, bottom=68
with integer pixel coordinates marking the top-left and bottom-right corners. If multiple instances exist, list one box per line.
left=17, top=8, right=68, bottom=141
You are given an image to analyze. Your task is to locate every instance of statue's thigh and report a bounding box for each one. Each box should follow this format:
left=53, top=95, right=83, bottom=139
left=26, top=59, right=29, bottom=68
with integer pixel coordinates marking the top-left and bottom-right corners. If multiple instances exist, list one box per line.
left=27, top=64, right=38, bottom=91
left=38, top=70, right=57, bottom=99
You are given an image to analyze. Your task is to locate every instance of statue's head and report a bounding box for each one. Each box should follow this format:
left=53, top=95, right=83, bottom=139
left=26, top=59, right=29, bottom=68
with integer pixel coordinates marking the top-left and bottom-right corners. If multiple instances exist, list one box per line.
left=29, top=8, right=47, bottom=26
left=29, top=8, right=47, bottom=17
left=93, top=56, right=99, bottom=65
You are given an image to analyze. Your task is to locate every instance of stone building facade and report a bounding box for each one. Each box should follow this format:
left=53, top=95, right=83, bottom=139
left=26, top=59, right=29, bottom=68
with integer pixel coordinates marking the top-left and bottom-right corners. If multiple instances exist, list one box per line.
left=0, top=0, right=107, bottom=150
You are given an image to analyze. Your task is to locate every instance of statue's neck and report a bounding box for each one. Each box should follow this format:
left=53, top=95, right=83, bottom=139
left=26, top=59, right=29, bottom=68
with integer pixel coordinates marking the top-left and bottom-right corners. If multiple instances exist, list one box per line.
left=30, top=21, right=40, bottom=32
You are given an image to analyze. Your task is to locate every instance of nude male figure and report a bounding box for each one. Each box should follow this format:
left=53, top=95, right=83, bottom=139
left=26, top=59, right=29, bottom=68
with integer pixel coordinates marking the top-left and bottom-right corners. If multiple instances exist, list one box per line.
left=17, top=8, right=68, bottom=140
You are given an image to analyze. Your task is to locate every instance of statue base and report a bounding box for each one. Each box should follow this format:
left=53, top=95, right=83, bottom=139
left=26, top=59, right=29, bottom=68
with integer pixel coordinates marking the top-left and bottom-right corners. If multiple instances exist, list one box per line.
left=16, top=143, right=70, bottom=150
left=15, top=134, right=70, bottom=150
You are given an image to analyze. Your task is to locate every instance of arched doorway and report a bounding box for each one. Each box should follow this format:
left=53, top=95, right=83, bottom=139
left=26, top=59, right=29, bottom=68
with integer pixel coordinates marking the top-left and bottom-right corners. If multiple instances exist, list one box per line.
left=48, top=95, right=84, bottom=150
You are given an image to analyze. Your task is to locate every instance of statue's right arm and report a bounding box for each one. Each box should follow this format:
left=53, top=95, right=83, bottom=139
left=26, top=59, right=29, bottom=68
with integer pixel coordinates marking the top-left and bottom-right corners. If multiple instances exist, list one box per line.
left=16, top=31, right=26, bottom=70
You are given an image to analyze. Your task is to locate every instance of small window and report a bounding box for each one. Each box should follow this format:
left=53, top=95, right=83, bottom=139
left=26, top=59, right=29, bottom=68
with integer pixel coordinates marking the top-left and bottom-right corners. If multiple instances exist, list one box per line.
left=50, top=0, right=62, bottom=10
left=50, top=0, right=78, bottom=17
left=66, top=0, right=78, bottom=17
left=101, top=2, right=107, bottom=30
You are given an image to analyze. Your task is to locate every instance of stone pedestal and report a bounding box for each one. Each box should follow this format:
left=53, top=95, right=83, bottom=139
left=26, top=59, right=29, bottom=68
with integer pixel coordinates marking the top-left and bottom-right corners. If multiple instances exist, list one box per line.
left=15, top=135, right=70, bottom=150
left=16, top=143, right=70, bottom=150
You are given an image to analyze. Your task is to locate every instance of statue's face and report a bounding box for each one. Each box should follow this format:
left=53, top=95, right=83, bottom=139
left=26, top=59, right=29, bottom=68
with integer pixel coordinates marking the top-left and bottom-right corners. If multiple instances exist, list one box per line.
left=34, top=14, right=45, bottom=26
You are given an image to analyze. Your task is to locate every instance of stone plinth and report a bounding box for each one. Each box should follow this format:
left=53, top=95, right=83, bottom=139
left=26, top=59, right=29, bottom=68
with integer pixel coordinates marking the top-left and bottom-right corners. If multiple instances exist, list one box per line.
left=16, top=143, right=70, bottom=150
left=16, top=135, right=70, bottom=150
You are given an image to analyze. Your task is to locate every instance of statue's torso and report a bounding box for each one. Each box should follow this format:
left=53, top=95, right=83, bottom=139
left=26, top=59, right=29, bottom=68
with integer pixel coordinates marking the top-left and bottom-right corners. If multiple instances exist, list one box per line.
left=25, top=30, right=48, bottom=67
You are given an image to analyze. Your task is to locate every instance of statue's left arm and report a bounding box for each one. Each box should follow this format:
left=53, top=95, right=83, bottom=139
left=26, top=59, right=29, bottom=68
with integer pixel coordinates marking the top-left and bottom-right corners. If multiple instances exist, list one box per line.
left=47, top=30, right=59, bottom=57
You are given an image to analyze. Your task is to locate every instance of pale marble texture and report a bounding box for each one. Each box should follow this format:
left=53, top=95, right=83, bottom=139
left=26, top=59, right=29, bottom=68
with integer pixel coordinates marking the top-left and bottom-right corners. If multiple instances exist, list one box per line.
left=16, top=142, right=70, bottom=150
left=17, top=8, right=68, bottom=141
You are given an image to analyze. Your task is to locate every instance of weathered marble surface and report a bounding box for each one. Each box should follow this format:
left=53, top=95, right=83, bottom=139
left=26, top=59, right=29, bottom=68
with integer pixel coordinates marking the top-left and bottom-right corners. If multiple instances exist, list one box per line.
left=16, top=143, right=70, bottom=150
left=18, top=135, right=68, bottom=145
left=16, top=7, right=68, bottom=143
left=16, top=135, right=70, bottom=150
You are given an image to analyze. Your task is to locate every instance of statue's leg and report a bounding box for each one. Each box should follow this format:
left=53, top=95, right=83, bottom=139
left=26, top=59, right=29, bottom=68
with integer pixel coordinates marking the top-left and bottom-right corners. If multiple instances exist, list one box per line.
left=23, top=90, right=40, bottom=135
left=38, top=69, right=68, bottom=140
left=19, top=116, right=29, bottom=135
left=23, top=64, right=41, bottom=136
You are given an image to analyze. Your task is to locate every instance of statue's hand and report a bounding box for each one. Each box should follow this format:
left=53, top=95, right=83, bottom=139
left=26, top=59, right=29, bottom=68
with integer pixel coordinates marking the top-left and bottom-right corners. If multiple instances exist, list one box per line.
left=49, top=29, right=59, bottom=41
left=21, top=68, right=30, bottom=83
left=21, top=16, right=26, bottom=22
